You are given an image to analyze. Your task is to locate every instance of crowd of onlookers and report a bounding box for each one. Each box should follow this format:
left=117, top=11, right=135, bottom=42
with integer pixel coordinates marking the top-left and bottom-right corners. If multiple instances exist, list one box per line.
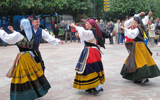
left=1, top=16, right=160, bottom=47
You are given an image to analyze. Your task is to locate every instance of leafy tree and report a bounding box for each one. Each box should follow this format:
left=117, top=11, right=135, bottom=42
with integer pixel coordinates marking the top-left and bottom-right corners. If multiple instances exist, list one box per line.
left=59, top=0, right=93, bottom=22
left=107, top=0, right=160, bottom=22
left=0, top=0, right=67, bottom=26
left=85, top=0, right=105, bottom=20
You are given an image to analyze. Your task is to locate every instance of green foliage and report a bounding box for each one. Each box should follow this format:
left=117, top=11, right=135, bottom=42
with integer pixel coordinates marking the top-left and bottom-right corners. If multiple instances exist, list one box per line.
left=0, top=0, right=67, bottom=26
left=58, top=0, right=93, bottom=21
left=107, top=0, right=160, bottom=22
left=85, top=0, right=104, bottom=19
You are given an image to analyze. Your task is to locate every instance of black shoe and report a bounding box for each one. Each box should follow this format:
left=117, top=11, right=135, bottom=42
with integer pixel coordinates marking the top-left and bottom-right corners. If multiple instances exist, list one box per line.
left=93, top=87, right=103, bottom=95
left=134, top=80, right=142, bottom=84
left=141, top=79, right=149, bottom=85
left=85, top=88, right=96, bottom=92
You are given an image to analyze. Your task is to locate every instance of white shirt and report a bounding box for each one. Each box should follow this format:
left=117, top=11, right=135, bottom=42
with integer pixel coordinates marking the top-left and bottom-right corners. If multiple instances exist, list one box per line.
left=0, top=29, right=60, bottom=45
left=124, top=28, right=140, bottom=39
left=76, top=26, right=94, bottom=45
left=124, top=14, right=149, bottom=41
left=124, top=14, right=149, bottom=29
left=76, top=26, right=113, bottom=45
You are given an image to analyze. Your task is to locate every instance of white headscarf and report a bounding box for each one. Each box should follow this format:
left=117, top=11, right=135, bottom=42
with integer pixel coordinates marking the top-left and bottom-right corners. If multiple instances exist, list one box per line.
left=20, top=19, right=32, bottom=41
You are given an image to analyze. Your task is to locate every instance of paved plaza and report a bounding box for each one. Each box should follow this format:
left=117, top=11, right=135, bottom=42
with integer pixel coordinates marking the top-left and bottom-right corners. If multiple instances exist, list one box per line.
left=0, top=39, right=160, bottom=100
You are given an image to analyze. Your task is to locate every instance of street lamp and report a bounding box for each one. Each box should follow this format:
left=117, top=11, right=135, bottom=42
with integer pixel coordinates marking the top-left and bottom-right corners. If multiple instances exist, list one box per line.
left=94, top=0, right=96, bottom=19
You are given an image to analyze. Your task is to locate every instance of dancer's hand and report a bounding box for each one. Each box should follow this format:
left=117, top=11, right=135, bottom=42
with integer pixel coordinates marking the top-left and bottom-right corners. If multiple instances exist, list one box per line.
left=148, top=11, right=152, bottom=17
left=112, top=29, right=116, bottom=35
left=59, top=41, right=64, bottom=45
left=8, top=26, right=14, bottom=32
left=120, top=26, right=125, bottom=30
left=70, top=23, right=76, bottom=28
left=139, top=12, right=145, bottom=16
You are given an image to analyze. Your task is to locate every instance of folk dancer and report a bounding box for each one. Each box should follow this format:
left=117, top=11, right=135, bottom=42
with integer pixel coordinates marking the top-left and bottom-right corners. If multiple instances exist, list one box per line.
left=120, top=16, right=160, bottom=84
left=0, top=19, right=51, bottom=100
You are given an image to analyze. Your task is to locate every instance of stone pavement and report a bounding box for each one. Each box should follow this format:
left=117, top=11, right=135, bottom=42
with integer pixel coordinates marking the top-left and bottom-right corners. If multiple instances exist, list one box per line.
left=0, top=39, right=160, bottom=100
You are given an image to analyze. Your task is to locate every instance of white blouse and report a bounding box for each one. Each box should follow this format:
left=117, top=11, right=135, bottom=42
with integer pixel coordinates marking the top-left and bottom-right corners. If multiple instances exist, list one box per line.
left=76, top=26, right=95, bottom=45
left=0, top=29, right=60, bottom=45
left=76, top=26, right=112, bottom=45
left=124, top=28, right=140, bottom=39
left=124, top=14, right=149, bottom=29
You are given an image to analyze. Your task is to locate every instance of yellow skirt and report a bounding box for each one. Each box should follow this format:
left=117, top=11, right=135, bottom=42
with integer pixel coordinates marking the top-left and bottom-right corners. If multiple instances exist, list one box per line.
left=73, top=47, right=105, bottom=90
left=121, top=42, right=160, bottom=81
left=10, top=52, right=51, bottom=100
left=125, top=42, right=156, bottom=68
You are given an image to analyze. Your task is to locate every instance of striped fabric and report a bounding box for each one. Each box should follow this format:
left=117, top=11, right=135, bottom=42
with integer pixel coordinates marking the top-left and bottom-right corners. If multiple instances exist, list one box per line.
left=73, top=47, right=105, bottom=90
left=121, top=42, right=160, bottom=81
left=10, top=53, right=51, bottom=100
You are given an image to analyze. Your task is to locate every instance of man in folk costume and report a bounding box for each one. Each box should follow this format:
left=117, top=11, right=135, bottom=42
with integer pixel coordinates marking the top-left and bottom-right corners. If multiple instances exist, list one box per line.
left=124, top=10, right=152, bottom=53
left=120, top=14, right=160, bottom=84
left=31, top=12, right=63, bottom=72
left=0, top=19, right=51, bottom=100
left=71, top=19, right=115, bottom=95
left=9, top=12, right=64, bottom=72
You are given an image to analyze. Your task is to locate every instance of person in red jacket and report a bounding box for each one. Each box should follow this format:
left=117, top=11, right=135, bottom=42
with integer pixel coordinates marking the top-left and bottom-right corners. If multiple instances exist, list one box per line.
left=72, top=21, right=77, bottom=42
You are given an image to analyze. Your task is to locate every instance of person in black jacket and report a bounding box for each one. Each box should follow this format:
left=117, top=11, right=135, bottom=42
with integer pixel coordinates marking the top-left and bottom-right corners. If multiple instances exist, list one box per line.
left=64, top=20, right=72, bottom=43
left=107, top=21, right=114, bottom=44
left=53, top=24, right=59, bottom=38
left=155, top=22, right=160, bottom=42
left=95, top=19, right=115, bottom=45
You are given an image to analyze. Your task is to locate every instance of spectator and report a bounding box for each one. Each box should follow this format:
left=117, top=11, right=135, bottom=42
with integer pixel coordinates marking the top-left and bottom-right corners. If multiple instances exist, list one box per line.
left=150, top=16, right=153, bottom=22
left=95, top=19, right=99, bottom=25
left=105, top=25, right=108, bottom=30
left=107, top=21, right=114, bottom=44
left=155, top=22, right=160, bottom=42
left=98, top=19, right=106, bottom=32
left=53, top=24, right=59, bottom=38
left=82, top=19, right=86, bottom=29
left=120, top=22, right=125, bottom=44
left=114, top=19, right=121, bottom=44
left=0, top=25, right=7, bottom=47
left=154, top=18, right=159, bottom=44
left=148, top=20, right=155, bottom=47
left=76, top=23, right=80, bottom=43
left=155, top=18, right=159, bottom=26
left=72, top=21, right=77, bottom=42
left=144, top=24, right=149, bottom=46
left=51, top=18, right=55, bottom=35
left=64, top=21, right=72, bottom=43
left=98, top=19, right=106, bottom=43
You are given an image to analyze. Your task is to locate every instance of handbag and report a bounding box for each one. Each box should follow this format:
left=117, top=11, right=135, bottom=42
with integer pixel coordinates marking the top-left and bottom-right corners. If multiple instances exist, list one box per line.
left=6, top=53, right=21, bottom=78
left=154, top=35, right=159, bottom=40
left=6, top=63, right=16, bottom=78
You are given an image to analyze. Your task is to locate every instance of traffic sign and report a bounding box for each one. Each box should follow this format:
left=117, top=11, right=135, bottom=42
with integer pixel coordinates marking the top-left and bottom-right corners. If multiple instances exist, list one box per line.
left=104, top=0, right=110, bottom=11
left=104, top=2, right=110, bottom=4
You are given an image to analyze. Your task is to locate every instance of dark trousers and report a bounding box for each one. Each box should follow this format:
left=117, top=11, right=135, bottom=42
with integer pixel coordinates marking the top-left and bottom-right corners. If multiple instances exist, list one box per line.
left=65, top=31, right=72, bottom=42
left=121, top=34, right=125, bottom=43
left=109, top=37, right=113, bottom=44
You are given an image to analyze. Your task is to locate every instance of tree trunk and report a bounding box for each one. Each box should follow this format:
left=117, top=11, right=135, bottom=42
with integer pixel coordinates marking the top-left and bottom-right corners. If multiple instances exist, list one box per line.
left=9, top=15, right=14, bottom=28
left=74, top=10, right=77, bottom=22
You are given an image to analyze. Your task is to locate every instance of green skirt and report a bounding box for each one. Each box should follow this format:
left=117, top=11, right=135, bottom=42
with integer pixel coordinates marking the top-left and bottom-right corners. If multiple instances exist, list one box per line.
left=121, top=42, right=160, bottom=81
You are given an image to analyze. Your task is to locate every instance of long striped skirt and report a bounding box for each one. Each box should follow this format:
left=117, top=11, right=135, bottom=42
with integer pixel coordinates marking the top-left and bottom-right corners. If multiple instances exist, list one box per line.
left=121, top=42, right=160, bottom=81
left=73, top=47, right=105, bottom=90
left=10, top=52, right=51, bottom=100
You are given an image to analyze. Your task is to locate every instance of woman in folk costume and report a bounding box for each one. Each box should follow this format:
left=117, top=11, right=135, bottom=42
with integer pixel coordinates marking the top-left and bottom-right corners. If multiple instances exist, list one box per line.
left=70, top=18, right=105, bottom=95
left=120, top=16, right=160, bottom=84
left=0, top=19, right=50, bottom=100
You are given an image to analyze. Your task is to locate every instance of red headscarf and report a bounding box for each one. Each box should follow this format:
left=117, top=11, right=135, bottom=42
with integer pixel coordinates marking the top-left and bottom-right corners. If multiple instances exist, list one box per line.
left=87, top=18, right=102, bottom=37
